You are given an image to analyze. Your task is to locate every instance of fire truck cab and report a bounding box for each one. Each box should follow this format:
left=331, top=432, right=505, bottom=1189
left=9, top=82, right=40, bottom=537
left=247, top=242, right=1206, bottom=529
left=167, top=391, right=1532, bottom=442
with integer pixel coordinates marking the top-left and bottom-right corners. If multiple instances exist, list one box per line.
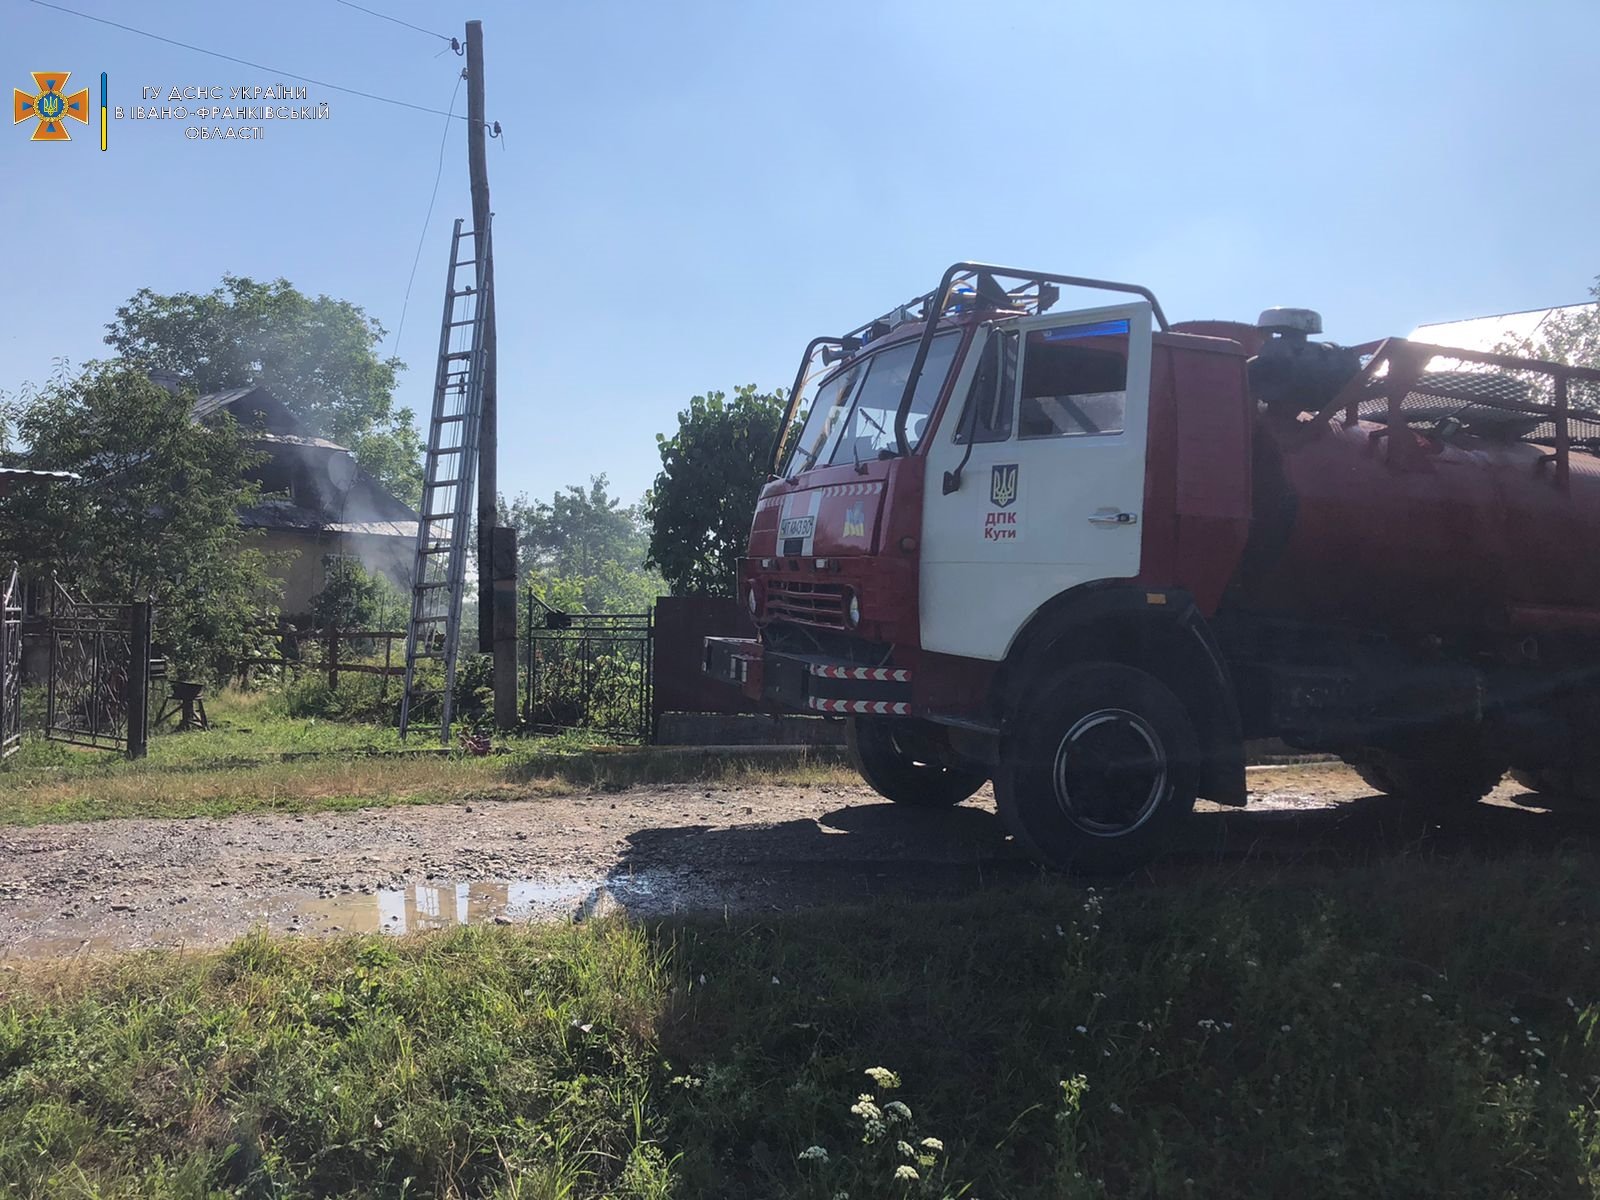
left=706, top=263, right=1258, bottom=871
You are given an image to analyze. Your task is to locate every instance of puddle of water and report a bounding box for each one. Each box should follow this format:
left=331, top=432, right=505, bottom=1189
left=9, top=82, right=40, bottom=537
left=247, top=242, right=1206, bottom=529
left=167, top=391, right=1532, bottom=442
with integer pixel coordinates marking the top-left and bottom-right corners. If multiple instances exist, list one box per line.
left=291, top=872, right=671, bottom=936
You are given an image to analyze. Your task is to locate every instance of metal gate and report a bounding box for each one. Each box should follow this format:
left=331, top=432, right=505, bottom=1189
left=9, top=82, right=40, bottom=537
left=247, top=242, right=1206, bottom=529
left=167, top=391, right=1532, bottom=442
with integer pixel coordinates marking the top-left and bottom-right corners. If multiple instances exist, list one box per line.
left=523, top=595, right=653, bottom=743
left=45, top=581, right=151, bottom=757
left=0, top=565, right=21, bottom=759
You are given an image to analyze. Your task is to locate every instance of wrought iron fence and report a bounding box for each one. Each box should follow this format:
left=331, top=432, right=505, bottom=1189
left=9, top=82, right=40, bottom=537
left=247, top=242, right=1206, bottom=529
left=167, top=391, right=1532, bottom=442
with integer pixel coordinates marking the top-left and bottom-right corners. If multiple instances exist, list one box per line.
left=0, top=564, right=20, bottom=759
left=523, top=595, right=653, bottom=743
left=45, top=580, right=151, bottom=757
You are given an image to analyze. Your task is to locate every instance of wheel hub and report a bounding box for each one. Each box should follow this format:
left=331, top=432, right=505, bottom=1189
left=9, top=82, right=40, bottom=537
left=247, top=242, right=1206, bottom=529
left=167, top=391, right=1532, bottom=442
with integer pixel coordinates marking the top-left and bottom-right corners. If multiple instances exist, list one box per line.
left=1051, top=708, right=1167, bottom=836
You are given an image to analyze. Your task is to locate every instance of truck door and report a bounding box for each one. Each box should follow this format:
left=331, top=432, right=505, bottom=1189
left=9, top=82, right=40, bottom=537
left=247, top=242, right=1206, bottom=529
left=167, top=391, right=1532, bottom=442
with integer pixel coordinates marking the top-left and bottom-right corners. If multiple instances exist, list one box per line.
left=919, top=301, right=1154, bottom=661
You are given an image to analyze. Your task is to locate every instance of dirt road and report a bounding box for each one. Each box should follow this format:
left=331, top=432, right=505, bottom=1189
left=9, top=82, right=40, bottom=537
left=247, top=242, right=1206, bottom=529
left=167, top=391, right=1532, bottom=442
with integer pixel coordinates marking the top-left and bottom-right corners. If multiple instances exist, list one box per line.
left=0, top=764, right=1590, bottom=957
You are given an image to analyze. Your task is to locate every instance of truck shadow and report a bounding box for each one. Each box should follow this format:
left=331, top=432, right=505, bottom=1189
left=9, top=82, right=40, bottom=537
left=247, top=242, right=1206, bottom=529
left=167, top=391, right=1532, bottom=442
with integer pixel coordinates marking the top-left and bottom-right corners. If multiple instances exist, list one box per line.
left=610, top=786, right=1600, bottom=908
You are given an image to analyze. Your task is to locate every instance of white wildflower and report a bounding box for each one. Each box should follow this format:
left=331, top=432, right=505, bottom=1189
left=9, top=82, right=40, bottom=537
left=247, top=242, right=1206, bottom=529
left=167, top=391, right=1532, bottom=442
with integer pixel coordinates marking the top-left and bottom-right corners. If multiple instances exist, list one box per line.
left=1109, top=1102, right=1125, bottom=1115
left=897, top=1140, right=915, bottom=1158
left=865, top=1066, right=902, bottom=1090
left=920, top=1137, right=944, bottom=1152
left=1511, top=1016, right=1522, bottom=1025
left=1281, top=1025, right=1292, bottom=1033
left=1331, top=982, right=1342, bottom=990
left=772, top=976, right=781, bottom=985
left=1075, top=1025, right=1088, bottom=1034
left=884, top=1100, right=913, bottom=1124
left=798, top=1145, right=829, bottom=1163
left=1421, top=993, right=1433, bottom=1003
left=894, top=1165, right=920, bottom=1183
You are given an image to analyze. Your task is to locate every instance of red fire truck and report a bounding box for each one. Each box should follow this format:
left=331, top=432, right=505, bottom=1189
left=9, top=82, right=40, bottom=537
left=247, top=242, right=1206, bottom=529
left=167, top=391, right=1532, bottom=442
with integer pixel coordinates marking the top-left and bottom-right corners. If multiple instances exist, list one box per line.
left=705, top=262, right=1600, bottom=870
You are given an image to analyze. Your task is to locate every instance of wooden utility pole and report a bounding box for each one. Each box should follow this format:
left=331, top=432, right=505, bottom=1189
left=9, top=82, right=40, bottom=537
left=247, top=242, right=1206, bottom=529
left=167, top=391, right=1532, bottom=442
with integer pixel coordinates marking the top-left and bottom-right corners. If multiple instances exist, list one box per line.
left=465, top=19, right=519, bottom=730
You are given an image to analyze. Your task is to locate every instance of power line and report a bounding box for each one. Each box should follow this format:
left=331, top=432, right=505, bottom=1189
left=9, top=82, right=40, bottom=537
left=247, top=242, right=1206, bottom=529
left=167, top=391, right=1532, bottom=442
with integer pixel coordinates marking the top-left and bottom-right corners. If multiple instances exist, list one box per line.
left=332, top=0, right=460, bottom=50
left=27, top=0, right=480, bottom=123
left=387, top=70, right=465, bottom=361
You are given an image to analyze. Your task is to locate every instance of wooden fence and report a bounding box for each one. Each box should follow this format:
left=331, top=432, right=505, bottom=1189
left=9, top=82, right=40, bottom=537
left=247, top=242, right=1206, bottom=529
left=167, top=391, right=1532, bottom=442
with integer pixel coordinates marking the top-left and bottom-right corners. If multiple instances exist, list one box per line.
left=239, top=624, right=407, bottom=694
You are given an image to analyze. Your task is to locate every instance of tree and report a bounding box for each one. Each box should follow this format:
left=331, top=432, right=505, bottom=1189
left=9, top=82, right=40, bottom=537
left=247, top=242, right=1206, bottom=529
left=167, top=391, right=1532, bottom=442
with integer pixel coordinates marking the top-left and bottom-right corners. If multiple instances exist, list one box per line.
left=1509, top=274, right=1600, bottom=369
left=103, top=275, right=424, bottom=506
left=502, top=474, right=665, bottom=613
left=309, top=557, right=405, bottom=631
left=0, top=363, right=277, bottom=681
left=646, top=385, right=786, bottom=596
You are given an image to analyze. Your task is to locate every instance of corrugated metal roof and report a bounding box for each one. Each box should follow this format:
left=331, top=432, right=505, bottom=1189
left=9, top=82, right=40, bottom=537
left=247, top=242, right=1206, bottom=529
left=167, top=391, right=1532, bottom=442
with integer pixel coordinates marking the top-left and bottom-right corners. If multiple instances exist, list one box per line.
left=238, top=499, right=327, bottom=531
left=253, top=431, right=347, bottom=451
left=238, top=500, right=415, bottom=539
left=191, top=386, right=263, bottom=421
left=0, top=467, right=80, bottom=482
left=327, top=519, right=417, bottom=539
left=1411, top=303, right=1596, bottom=353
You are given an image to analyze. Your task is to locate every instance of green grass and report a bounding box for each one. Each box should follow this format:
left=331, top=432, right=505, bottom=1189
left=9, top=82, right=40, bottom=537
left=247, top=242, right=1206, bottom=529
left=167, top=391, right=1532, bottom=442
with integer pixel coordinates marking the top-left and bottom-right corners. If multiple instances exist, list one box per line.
left=5, top=854, right=1600, bottom=1197
left=0, top=689, right=853, bottom=826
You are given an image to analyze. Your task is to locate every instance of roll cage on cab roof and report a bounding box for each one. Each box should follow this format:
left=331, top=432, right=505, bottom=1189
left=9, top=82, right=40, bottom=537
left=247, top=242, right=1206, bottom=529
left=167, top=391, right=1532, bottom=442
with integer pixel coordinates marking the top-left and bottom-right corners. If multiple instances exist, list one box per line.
left=769, top=262, right=1171, bottom=475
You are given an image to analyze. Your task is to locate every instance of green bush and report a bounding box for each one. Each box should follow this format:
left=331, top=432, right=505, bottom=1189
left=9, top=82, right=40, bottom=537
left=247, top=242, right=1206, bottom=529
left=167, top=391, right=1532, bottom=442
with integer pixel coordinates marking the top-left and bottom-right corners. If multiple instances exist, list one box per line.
left=281, top=652, right=496, bottom=728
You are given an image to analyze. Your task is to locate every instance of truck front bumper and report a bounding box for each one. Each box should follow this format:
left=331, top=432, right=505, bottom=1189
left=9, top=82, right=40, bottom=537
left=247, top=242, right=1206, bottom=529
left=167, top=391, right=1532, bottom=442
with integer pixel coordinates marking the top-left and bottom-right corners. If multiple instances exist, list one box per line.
left=703, top=637, right=912, bottom=716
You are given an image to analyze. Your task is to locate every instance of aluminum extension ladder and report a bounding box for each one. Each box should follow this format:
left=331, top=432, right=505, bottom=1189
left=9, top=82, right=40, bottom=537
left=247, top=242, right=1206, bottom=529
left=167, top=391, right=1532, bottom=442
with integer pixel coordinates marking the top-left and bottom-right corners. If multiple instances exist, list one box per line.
left=398, top=216, right=491, bottom=741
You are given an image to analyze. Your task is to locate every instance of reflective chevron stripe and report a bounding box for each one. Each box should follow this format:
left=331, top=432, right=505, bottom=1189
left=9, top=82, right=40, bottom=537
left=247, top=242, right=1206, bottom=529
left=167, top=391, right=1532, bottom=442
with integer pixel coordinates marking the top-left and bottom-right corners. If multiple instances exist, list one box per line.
left=807, top=664, right=910, bottom=682
left=807, top=697, right=911, bottom=716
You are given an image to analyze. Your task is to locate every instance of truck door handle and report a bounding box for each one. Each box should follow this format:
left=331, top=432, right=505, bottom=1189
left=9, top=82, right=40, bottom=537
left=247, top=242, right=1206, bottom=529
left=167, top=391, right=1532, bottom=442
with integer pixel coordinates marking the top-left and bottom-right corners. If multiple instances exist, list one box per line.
left=1088, top=510, right=1139, bottom=526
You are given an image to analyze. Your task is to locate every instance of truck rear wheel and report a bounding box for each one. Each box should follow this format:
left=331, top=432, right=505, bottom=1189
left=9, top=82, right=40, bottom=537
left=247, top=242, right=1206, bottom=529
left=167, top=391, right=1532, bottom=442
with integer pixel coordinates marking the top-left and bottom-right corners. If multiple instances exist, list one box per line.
left=994, top=663, right=1199, bottom=872
left=1346, top=743, right=1506, bottom=805
left=846, top=716, right=987, bottom=808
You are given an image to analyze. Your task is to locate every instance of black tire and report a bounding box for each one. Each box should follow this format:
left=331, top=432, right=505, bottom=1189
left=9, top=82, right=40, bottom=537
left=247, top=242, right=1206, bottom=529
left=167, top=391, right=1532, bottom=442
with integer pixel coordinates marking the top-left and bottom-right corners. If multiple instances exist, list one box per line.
left=1346, top=743, right=1505, bottom=805
left=846, top=716, right=987, bottom=808
left=993, top=663, right=1199, bottom=872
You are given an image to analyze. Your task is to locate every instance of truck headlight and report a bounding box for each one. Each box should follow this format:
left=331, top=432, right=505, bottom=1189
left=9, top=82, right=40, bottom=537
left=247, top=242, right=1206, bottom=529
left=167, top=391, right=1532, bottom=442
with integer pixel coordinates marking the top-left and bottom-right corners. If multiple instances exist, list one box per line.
left=846, top=592, right=861, bottom=627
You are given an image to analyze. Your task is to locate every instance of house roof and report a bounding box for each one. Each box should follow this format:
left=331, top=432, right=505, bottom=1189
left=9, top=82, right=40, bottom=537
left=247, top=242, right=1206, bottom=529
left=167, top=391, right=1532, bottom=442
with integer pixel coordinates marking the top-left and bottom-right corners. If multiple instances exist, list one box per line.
left=192, top=385, right=302, bottom=433
left=1411, top=303, right=1596, bottom=354
left=192, top=383, right=419, bottom=526
left=239, top=499, right=416, bottom=539
left=254, top=431, right=347, bottom=452
left=0, top=467, right=80, bottom=483
left=191, top=386, right=262, bottom=420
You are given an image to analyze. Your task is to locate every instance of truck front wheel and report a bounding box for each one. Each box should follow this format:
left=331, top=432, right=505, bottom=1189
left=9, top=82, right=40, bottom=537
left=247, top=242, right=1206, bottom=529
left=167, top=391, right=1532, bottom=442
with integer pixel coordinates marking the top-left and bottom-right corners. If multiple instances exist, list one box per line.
left=994, top=663, right=1199, bottom=872
left=846, top=716, right=988, bottom=808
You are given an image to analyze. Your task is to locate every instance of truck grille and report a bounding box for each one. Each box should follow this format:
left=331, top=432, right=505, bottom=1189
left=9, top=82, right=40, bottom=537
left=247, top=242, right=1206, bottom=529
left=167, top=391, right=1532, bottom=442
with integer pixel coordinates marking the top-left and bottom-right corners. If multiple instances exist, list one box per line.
left=766, top=580, right=847, bottom=628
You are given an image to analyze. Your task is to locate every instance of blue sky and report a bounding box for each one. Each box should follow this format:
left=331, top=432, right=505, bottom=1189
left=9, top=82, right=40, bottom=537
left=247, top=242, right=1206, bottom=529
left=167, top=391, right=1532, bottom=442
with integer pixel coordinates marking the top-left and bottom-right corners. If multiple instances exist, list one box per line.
left=4, top=0, right=1598, bottom=509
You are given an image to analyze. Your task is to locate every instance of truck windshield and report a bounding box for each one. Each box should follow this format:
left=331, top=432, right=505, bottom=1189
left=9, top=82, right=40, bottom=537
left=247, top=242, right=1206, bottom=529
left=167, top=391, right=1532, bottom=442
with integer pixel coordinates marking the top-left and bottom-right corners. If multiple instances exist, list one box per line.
left=782, top=332, right=960, bottom=476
